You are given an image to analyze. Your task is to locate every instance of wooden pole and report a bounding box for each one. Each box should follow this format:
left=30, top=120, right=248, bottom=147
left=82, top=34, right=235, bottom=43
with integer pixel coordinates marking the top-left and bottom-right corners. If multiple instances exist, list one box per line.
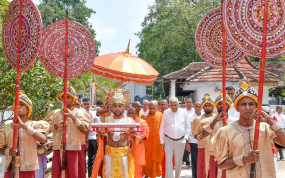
left=221, top=0, right=227, bottom=126
left=62, top=9, right=68, bottom=171
left=250, top=0, right=269, bottom=177
left=11, top=0, right=23, bottom=177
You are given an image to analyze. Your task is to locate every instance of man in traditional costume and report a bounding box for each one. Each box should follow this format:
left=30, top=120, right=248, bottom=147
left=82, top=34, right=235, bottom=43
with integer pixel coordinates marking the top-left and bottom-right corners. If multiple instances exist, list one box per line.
left=198, top=93, right=236, bottom=178
left=141, top=101, right=164, bottom=178
left=92, top=88, right=142, bottom=178
left=214, top=82, right=285, bottom=178
left=0, top=93, right=50, bottom=178
left=191, top=95, right=216, bottom=178
left=160, top=97, right=190, bottom=178
left=45, top=86, right=92, bottom=178
left=133, top=101, right=143, bottom=118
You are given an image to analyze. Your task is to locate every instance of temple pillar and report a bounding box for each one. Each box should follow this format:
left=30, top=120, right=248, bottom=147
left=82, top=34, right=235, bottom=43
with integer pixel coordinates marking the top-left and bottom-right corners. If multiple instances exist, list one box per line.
left=170, top=79, right=176, bottom=98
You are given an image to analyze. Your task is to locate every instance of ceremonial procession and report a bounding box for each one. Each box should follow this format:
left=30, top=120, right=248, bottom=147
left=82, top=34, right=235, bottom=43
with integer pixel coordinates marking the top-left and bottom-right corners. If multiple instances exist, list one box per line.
left=1, top=0, right=285, bottom=178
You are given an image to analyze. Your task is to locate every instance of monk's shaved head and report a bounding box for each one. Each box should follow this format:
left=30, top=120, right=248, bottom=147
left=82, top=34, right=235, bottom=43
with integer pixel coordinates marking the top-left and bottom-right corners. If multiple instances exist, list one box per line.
left=149, top=101, right=158, bottom=115
left=133, top=101, right=142, bottom=114
left=127, top=107, right=136, bottom=119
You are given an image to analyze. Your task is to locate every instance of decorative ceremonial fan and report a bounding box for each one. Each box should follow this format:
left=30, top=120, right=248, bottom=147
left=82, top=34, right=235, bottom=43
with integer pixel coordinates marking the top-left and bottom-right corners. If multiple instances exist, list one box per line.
left=2, top=0, right=43, bottom=71
left=223, top=0, right=285, bottom=58
left=195, top=7, right=246, bottom=68
left=39, top=20, right=96, bottom=79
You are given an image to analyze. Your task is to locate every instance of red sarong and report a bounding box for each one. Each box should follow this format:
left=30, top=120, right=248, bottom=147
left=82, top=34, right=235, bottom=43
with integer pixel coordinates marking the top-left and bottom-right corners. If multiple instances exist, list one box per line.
left=209, top=155, right=218, bottom=178
left=222, top=169, right=226, bottom=178
left=78, top=145, right=86, bottom=178
left=197, top=148, right=206, bottom=178
left=52, top=150, right=79, bottom=178
left=5, top=169, right=35, bottom=178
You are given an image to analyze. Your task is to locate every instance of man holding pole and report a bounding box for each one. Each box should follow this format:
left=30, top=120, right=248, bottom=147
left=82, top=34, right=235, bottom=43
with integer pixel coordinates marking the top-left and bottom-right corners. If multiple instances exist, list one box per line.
left=0, top=93, right=50, bottom=178
left=191, top=95, right=216, bottom=178
left=214, top=82, right=285, bottom=178
left=45, top=86, right=92, bottom=178
left=198, top=93, right=236, bottom=178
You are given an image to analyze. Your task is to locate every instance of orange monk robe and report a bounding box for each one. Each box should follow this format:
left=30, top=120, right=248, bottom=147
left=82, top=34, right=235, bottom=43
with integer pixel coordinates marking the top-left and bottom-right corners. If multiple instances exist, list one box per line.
left=132, top=117, right=149, bottom=177
left=160, top=112, right=175, bottom=177
left=136, top=112, right=143, bottom=118
left=143, top=112, right=164, bottom=177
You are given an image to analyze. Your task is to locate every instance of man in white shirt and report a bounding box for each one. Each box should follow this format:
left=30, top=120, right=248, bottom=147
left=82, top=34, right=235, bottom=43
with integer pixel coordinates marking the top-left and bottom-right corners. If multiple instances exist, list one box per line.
left=183, top=98, right=194, bottom=168
left=81, top=99, right=102, bottom=178
left=140, top=99, right=149, bottom=114
left=186, top=101, right=202, bottom=178
left=226, top=86, right=240, bottom=118
left=274, top=105, right=285, bottom=161
left=159, top=97, right=190, bottom=178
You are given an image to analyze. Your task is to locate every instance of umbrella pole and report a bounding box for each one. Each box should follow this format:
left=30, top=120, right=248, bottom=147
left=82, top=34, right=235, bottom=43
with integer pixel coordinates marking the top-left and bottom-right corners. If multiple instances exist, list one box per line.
left=250, top=0, right=269, bottom=177
left=11, top=0, right=23, bottom=177
left=62, top=9, right=68, bottom=171
left=221, top=0, right=227, bottom=126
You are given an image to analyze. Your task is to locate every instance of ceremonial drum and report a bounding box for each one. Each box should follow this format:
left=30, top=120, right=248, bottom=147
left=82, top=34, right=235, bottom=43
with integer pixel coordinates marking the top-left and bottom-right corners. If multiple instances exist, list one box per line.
left=37, top=141, right=53, bottom=156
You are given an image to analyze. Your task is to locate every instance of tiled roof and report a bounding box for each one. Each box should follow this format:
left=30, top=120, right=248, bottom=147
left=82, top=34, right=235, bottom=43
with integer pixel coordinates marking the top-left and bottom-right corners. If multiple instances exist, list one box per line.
left=187, top=57, right=280, bottom=82
left=162, top=62, right=209, bottom=80
left=162, top=57, right=285, bottom=96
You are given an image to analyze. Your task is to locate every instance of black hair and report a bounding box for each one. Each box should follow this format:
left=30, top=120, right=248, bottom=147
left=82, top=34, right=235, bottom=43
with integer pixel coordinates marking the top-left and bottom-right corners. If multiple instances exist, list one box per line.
left=96, top=100, right=103, bottom=105
left=226, top=86, right=235, bottom=90
left=83, top=98, right=90, bottom=102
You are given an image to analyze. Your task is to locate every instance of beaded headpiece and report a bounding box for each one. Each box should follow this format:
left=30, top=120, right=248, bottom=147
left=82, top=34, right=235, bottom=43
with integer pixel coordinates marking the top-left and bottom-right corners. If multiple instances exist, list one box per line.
left=233, top=82, right=258, bottom=110
left=13, top=92, right=33, bottom=118
left=214, top=93, right=232, bottom=109
left=59, top=85, right=77, bottom=102
left=202, top=95, right=215, bottom=109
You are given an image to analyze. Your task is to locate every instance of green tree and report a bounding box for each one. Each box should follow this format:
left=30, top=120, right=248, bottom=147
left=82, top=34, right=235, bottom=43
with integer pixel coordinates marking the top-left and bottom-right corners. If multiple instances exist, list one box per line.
left=0, top=58, right=63, bottom=125
left=71, top=71, right=119, bottom=101
left=38, top=0, right=101, bottom=55
left=136, top=0, right=220, bottom=98
left=136, top=0, right=220, bottom=77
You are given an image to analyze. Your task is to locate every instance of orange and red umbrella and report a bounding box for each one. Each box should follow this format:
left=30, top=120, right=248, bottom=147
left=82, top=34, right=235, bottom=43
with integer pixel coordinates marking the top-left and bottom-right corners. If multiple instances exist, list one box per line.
left=91, top=41, right=159, bottom=85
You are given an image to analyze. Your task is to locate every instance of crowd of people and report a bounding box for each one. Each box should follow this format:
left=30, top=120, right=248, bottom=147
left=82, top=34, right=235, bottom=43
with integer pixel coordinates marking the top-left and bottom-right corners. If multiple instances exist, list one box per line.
left=0, top=82, right=285, bottom=178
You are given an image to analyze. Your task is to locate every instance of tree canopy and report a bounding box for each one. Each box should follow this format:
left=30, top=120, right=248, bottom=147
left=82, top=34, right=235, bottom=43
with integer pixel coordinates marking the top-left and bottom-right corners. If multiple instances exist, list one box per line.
left=38, top=0, right=101, bottom=55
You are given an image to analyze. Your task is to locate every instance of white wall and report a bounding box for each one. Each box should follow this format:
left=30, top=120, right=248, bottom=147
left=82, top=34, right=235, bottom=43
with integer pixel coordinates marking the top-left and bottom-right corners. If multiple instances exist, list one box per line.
left=124, top=83, right=146, bottom=103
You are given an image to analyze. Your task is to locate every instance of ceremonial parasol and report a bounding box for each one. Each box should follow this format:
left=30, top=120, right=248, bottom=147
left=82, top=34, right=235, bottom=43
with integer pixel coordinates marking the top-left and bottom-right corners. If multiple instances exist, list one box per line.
left=222, top=0, right=285, bottom=176
left=39, top=11, right=96, bottom=171
left=2, top=0, right=43, bottom=176
left=195, top=7, right=246, bottom=126
left=90, top=40, right=159, bottom=85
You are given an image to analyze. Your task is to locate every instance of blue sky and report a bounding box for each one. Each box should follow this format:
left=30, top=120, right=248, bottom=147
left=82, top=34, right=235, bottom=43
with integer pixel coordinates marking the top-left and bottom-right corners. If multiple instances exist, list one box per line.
left=28, top=0, right=155, bottom=56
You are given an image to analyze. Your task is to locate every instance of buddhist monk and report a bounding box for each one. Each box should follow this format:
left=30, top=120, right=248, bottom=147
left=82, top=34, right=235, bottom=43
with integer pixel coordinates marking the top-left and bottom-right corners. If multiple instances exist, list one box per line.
left=133, top=101, right=143, bottom=118
left=142, top=101, right=164, bottom=178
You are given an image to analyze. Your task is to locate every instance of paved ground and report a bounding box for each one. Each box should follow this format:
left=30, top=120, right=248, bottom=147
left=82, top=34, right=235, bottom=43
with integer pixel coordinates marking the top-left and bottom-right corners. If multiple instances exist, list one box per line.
left=46, top=152, right=285, bottom=178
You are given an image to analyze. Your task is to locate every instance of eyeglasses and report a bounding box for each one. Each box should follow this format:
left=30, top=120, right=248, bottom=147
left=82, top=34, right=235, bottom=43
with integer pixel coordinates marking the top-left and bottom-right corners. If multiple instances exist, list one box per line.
left=137, top=106, right=142, bottom=107
left=161, top=104, right=167, bottom=106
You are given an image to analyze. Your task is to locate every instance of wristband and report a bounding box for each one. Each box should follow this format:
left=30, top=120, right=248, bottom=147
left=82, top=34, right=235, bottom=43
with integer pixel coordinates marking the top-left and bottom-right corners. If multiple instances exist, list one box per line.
left=271, top=121, right=282, bottom=132
left=233, top=155, right=245, bottom=166
left=74, top=119, right=82, bottom=127
left=25, top=126, right=36, bottom=136
left=4, top=148, right=10, bottom=156
left=205, top=125, right=213, bottom=133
